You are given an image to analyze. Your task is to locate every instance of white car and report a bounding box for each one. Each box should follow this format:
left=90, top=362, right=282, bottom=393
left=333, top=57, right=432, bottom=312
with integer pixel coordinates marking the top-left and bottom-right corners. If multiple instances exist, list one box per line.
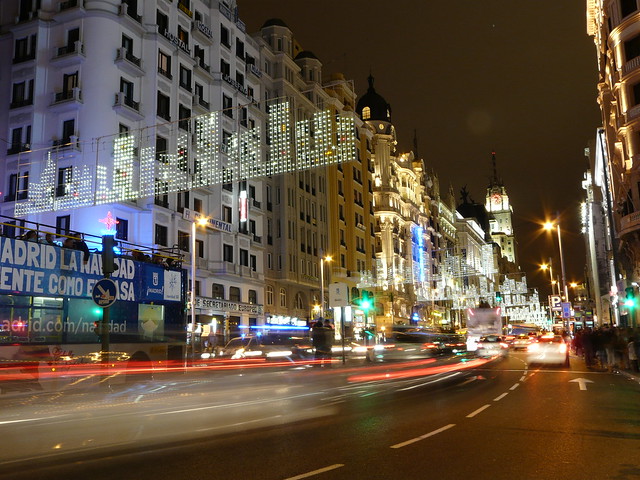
left=475, top=335, right=509, bottom=358
left=527, top=335, right=570, bottom=367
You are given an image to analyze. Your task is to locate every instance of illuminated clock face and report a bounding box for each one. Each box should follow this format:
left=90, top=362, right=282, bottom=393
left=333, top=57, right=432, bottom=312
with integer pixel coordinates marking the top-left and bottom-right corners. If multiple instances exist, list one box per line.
left=492, top=194, right=502, bottom=205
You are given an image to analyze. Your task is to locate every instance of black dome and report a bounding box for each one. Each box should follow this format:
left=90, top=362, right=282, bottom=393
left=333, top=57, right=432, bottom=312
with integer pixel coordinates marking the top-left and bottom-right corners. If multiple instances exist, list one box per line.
left=295, top=50, right=319, bottom=61
left=356, top=75, right=391, bottom=122
left=261, top=18, right=289, bottom=29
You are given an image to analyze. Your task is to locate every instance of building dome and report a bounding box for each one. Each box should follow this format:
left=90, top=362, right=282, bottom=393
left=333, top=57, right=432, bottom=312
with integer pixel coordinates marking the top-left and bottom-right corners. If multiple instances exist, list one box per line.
left=295, top=50, right=319, bottom=61
left=356, top=75, right=391, bottom=122
left=261, top=18, right=290, bottom=29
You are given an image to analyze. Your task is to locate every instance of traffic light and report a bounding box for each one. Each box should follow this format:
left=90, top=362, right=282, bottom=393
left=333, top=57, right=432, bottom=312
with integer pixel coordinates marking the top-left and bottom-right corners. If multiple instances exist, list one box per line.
left=101, top=235, right=117, bottom=275
left=495, top=291, right=503, bottom=303
left=624, top=286, right=636, bottom=308
left=358, top=291, right=372, bottom=311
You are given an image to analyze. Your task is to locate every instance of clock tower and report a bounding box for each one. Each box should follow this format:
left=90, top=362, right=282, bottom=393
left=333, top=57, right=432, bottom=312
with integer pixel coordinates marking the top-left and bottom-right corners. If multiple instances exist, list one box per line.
left=485, top=152, right=518, bottom=264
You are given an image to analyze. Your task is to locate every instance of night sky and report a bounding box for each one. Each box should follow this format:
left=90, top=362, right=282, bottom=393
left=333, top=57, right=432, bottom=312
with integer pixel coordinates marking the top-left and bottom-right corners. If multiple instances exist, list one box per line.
left=239, top=1, right=603, bottom=298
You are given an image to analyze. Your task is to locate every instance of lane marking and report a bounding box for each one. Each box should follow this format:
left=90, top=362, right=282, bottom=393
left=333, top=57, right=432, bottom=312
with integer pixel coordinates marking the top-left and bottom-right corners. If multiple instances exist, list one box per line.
left=493, top=392, right=509, bottom=402
left=519, top=375, right=527, bottom=381
left=466, top=404, right=491, bottom=418
left=283, top=464, right=344, bottom=480
left=390, top=424, right=456, bottom=449
left=509, top=383, right=520, bottom=391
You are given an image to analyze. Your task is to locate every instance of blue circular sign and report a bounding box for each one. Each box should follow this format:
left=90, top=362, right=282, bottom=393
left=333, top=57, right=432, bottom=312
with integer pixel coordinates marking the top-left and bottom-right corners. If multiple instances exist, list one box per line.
left=92, top=278, right=117, bottom=308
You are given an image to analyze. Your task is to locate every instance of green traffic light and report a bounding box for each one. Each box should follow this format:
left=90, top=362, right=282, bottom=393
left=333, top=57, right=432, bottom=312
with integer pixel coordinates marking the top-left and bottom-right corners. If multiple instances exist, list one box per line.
left=360, top=299, right=371, bottom=310
left=624, top=298, right=635, bottom=307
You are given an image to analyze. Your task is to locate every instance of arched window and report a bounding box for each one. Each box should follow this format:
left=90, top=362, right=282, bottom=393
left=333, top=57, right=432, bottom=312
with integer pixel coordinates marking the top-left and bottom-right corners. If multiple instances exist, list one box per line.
left=212, top=283, right=224, bottom=300
left=362, top=106, right=371, bottom=120
left=266, top=285, right=274, bottom=306
left=279, top=288, right=287, bottom=308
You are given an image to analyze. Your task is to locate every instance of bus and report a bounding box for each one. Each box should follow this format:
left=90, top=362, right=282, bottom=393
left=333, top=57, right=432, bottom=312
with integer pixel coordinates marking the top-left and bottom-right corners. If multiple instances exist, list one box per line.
left=0, top=219, right=187, bottom=391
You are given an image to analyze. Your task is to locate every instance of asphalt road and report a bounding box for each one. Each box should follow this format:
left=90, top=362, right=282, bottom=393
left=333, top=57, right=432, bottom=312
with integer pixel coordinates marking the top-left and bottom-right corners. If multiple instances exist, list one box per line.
left=2, top=352, right=639, bottom=480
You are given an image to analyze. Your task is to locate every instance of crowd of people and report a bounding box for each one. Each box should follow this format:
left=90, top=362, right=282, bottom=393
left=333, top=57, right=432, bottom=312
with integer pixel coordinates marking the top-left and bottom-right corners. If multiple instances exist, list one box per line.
left=572, top=325, right=639, bottom=372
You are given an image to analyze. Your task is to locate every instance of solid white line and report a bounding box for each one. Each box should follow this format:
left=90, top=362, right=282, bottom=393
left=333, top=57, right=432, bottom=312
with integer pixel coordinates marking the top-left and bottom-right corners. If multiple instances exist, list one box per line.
left=509, top=383, right=520, bottom=391
left=283, top=464, right=344, bottom=480
left=493, top=392, right=509, bottom=402
left=390, top=424, right=456, bottom=449
left=466, top=404, right=491, bottom=418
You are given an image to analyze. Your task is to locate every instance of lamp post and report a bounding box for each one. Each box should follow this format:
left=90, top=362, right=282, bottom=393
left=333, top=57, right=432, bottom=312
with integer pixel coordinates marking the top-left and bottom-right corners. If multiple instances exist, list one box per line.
left=190, top=215, right=208, bottom=361
left=319, top=254, right=332, bottom=321
left=540, top=258, right=556, bottom=295
left=544, top=220, right=569, bottom=330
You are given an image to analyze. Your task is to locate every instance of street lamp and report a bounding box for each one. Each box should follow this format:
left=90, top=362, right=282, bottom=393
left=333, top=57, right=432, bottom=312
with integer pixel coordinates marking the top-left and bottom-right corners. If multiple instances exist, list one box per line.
left=319, top=254, right=332, bottom=321
left=190, top=215, right=208, bottom=361
left=543, top=221, right=569, bottom=303
left=540, top=258, right=556, bottom=295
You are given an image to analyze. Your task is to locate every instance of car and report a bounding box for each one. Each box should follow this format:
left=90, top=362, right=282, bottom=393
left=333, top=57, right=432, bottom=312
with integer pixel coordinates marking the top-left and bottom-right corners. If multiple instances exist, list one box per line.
left=366, top=331, right=443, bottom=362
left=215, top=335, right=312, bottom=362
left=475, top=335, right=509, bottom=358
left=527, top=334, right=570, bottom=367
left=510, top=334, right=533, bottom=351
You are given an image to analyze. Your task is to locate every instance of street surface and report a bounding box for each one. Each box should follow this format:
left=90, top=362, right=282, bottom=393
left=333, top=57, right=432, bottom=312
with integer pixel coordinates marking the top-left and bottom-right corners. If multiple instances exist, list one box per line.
left=1, top=352, right=639, bottom=480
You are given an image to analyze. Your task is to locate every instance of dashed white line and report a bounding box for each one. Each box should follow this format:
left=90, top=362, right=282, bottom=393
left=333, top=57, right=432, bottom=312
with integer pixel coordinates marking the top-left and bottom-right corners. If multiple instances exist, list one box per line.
left=390, top=424, right=456, bottom=449
left=509, top=383, right=520, bottom=391
left=466, top=404, right=491, bottom=418
left=493, top=392, right=509, bottom=402
left=283, top=464, right=344, bottom=480
left=519, top=375, right=527, bottom=381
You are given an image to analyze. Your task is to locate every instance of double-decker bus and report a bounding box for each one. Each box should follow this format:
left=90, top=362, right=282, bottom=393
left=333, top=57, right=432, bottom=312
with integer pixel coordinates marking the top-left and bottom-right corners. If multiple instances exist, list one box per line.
left=0, top=218, right=187, bottom=391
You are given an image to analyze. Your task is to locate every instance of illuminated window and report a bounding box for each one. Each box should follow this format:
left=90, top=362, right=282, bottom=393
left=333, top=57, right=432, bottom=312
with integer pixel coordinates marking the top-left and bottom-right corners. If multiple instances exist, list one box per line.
left=266, top=285, right=274, bottom=305
left=279, top=288, right=287, bottom=307
left=295, top=293, right=304, bottom=310
left=362, top=106, right=370, bottom=120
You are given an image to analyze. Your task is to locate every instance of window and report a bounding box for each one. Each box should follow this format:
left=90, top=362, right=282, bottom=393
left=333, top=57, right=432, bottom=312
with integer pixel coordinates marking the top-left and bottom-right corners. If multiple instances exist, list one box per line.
left=236, top=71, right=244, bottom=87
left=223, top=244, right=233, bottom=262
left=279, top=288, right=287, bottom=307
left=115, top=217, right=128, bottom=241
left=56, top=166, right=72, bottom=197
left=222, top=205, right=232, bottom=223
left=179, top=64, right=192, bottom=91
left=295, top=293, right=305, bottom=310
left=266, top=285, right=274, bottom=305
left=194, top=197, right=203, bottom=213
left=220, top=59, right=230, bottom=76
left=229, top=286, right=240, bottom=302
left=156, top=136, right=168, bottom=162
left=196, top=239, right=204, bottom=258
left=236, top=38, right=244, bottom=59
left=155, top=224, right=168, bottom=246
left=156, top=10, right=168, bottom=34
left=122, top=34, right=133, bottom=54
left=62, top=71, right=78, bottom=94
left=177, top=25, right=189, bottom=47
left=177, top=191, right=189, bottom=213
left=240, top=248, right=248, bottom=266
left=179, top=104, right=191, bottom=131
left=248, top=289, right=257, bottom=304
left=250, top=255, right=256, bottom=271
left=621, top=0, right=637, bottom=18
left=6, top=171, right=29, bottom=201
left=222, top=94, right=233, bottom=117
left=56, top=215, right=71, bottom=237
left=178, top=230, right=190, bottom=251
left=120, top=77, right=134, bottom=101
left=158, top=50, right=171, bottom=78
left=626, top=35, right=640, bottom=62
left=362, top=106, right=371, bottom=120
left=221, top=25, right=230, bottom=48
left=633, top=82, right=640, bottom=106
left=155, top=179, right=168, bottom=207
left=61, top=119, right=75, bottom=143
left=157, top=92, right=170, bottom=120
left=212, top=283, right=224, bottom=299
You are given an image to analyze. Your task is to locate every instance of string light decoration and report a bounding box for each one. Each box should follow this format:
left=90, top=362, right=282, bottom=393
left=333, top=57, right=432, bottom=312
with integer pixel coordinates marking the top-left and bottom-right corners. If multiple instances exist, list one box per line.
left=13, top=101, right=357, bottom=215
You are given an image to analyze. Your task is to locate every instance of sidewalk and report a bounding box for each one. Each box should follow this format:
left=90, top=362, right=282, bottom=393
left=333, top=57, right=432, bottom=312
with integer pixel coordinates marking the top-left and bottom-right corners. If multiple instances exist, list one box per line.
left=570, top=352, right=640, bottom=384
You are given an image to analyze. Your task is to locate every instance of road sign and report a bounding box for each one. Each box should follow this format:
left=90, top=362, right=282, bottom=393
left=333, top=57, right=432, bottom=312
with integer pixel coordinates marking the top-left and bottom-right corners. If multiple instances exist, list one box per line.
left=549, top=295, right=562, bottom=311
left=92, top=278, right=117, bottom=308
left=561, top=302, right=572, bottom=318
left=329, top=282, right=350, bottom=307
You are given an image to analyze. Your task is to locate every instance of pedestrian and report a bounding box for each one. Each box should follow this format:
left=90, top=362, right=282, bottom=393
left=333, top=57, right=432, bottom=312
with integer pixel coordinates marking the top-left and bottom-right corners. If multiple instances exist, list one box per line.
left=20, top=230, right=38, bottom=242
left=43, top=233, right=58, bottom=246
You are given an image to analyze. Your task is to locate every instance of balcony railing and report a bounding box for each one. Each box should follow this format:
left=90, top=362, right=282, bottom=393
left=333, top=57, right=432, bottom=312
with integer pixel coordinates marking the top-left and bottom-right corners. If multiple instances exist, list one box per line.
left=116, top=48, right=141, bottom=67
left=114, top=92, right=140, bottom=111
left=52, top=87, right=82, bottom=104
left=10, top=98, right=33, bottom=109
left=60, top=0, right=78, bottom=11
left=620, top=211, right=640, bottom=236
left=7, top=144, right=30, bottom=155
left=56, top=41, right=84, bottom=57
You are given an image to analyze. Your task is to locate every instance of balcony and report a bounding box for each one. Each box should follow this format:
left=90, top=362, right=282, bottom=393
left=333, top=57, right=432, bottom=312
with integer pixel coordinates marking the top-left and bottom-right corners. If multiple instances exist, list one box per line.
left=252, top=234, right=262, bottom=244
left=623, top=56, right=640, bottom=78
left=113, top=92, right=143, bottom=120
left=115, top=47, right=144, bottom=76
left=6, top=144, right=30, bottom=156
left=52, top=135, right=80, bottom=151
left=9, top=98, right=33, bottom=110
left=51, top=41, right=85, bottom=67
left=118, top=2, right=142, bottom=25
left=50, top=87, right=83, bottom=112
left=192, top=94, right=210, bottom=113
left=192, top=20, right=213, bottom=43
left=13, top=50, right=36, bottom=64
left=55, top=0, right=84, bottom=22
left=620, top=211, right=640, bottom=236
left=15, top=11, right=37, bottom=24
